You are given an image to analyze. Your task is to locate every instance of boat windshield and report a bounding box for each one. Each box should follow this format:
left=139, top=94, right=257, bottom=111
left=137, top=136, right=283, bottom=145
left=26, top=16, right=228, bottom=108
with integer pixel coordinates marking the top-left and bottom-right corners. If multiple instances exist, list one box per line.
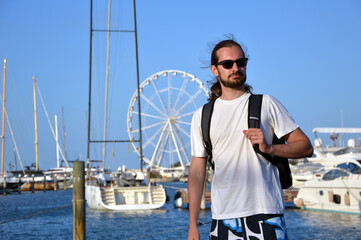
left=336, top=162, right=361, bottom=174
left=322, top=169, right=349, bottom=181
left=333, top=147, right=361, bottom=156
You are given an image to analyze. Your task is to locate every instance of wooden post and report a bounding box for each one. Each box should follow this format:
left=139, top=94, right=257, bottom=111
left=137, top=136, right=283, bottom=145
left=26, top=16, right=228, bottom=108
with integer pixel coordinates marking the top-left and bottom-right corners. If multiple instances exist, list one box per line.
left=3, top=175, right=6, bottom=195
left=64, top=175, right=67, bottom=190
left=73, top=161, right=85, bottom=240
left=54, top=175, right=58, bottom=191
left=18, top=174, right=21, bottom=194
left=43, top=175, right=46, bottom=192
left=31, top=174, right=35, bottom=193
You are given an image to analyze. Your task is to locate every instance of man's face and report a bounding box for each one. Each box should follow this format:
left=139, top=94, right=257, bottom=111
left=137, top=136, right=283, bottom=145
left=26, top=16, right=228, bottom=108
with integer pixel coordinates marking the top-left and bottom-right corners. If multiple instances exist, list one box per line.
left=211, top=46, right=247, bottom=89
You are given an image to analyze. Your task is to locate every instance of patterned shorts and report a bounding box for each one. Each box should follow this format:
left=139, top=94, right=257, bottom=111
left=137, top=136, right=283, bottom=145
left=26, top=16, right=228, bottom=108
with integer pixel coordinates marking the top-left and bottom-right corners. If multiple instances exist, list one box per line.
left=209, top=214, right=288, bottom=240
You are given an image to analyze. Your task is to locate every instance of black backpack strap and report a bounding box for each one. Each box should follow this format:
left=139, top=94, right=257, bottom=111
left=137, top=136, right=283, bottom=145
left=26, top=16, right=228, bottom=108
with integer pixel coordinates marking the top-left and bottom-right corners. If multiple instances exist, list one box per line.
left=248, top=94, right=292, bottom=189
left=248, top=94, right=263, bottom=129
left=248, top=94, right=277, bottom=164
left=248, top=94, right=268, bottom=157
left=201, top=99, right=215, bottom=169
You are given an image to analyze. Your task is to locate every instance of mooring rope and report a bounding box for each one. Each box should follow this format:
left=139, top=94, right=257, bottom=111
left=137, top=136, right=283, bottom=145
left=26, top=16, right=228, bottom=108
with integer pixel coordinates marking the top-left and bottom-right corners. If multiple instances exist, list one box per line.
left=126, top=221, right=211, bottom=240
left=0, top=203, right=72, bottom=225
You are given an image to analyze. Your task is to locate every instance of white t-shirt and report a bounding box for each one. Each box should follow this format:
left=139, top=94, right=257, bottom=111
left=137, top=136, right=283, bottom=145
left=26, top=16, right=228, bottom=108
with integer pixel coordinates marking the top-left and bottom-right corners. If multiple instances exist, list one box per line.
left=190, top=92, right=298, bottom=219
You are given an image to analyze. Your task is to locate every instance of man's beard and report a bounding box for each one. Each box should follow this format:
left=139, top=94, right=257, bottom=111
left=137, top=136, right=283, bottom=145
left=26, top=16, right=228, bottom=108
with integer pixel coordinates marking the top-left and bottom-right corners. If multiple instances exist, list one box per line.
left=219, top=71, right=246, bottom=89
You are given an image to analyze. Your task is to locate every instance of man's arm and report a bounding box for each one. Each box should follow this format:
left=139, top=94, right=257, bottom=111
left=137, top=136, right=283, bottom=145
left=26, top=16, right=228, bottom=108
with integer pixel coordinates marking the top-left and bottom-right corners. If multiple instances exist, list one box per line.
left=243, top=127, right=313, bottom=159
left=188, top=156, right=207, bottom=240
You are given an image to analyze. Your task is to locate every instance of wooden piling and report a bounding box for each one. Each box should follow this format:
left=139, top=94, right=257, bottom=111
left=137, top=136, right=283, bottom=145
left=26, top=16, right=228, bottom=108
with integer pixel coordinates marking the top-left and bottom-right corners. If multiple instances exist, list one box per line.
left=18, top=174, right=21, bottom=194
left=73, top=161, right=85, bottom=240
left=64, top=175, right=67, bottom=190
left=43, top=175, right=46, bottom=192
left=3, top=175, right=6, bottom=195
left=54, top=175, right=58, bottom=191
left=31, top=174, right=35, bottom=193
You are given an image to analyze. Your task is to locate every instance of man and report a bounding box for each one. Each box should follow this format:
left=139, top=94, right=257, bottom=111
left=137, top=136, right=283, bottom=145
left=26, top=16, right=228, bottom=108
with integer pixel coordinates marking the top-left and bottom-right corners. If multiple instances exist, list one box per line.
left=188, top=39, right=313, bottom=240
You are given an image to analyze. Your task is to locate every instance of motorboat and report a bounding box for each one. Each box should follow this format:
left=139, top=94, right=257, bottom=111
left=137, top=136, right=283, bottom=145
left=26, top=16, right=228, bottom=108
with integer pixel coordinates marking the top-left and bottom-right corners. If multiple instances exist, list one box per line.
left=291, top=127, right=361, bottom=188
left=85, top=167, right=167, bottom=211
left=294, top=159, right=361, bottom=214
left=43, top=167, right=73, bottom=189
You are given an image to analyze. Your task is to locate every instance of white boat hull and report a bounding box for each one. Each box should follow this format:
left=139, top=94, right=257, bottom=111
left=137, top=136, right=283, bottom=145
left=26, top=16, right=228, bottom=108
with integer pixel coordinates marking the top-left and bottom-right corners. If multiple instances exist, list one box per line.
left=294, top=177, right=361, bottom=214
left=85, top=184, right=166, bottom=211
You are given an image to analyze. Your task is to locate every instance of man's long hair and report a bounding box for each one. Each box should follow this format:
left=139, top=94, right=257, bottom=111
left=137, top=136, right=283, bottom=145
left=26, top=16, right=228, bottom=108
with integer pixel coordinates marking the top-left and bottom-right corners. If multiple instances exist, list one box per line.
left=209, top=39, right=252, bottom=101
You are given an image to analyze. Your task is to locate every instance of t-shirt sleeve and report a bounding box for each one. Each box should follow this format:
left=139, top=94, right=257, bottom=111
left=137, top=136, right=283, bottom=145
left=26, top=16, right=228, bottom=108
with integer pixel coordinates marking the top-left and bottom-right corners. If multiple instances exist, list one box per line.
left=190, top=107, right=207, bottom=157
left=265, top=95, right=299, bottom=139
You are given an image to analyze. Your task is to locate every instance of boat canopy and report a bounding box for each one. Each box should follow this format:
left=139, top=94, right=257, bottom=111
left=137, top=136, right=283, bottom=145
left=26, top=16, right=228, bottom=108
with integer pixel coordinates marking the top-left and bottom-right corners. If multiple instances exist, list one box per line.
left=313, top=128, right=361, bottom=134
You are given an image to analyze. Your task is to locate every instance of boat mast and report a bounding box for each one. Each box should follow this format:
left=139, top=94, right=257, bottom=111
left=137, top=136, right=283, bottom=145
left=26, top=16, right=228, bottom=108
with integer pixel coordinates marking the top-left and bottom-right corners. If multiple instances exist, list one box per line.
left=133, top=0, right=144, bottom=171
left=33, top=77, right=39, bottom=171
left=55, top=115, right=60, bottom=168
left=102, top=0, right=112, bottom=170
left=62, top=106, right=68, bottom=163
left=87, top=0, right=94, bottom=181
left=1, top=58, right=6, bottom=176
left=86, top=0, right=143, bottom=177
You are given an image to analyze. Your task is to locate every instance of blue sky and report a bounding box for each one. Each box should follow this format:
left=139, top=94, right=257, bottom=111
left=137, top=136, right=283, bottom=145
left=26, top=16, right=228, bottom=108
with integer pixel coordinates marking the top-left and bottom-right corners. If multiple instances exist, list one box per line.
left=1, top=0, right=361, bottom=171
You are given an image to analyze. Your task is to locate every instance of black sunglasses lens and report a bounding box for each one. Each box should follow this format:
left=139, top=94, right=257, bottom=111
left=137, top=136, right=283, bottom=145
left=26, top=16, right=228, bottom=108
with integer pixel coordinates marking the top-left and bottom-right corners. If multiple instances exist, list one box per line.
left=219, top=58, right=247, bottom=69
left=235, top=58, right=247, bottom=67
left=222, top=60, right=234, bottom=69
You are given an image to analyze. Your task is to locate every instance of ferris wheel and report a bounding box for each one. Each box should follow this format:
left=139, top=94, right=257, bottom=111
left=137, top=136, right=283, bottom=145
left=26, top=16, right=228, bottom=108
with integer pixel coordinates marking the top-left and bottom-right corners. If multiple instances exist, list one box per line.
left=127, top=70, right=209, bottom=170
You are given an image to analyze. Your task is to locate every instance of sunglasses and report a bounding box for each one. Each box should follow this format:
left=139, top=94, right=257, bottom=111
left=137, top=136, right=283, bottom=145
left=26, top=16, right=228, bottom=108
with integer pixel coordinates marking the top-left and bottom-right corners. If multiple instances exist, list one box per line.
left=215, top=58, right=248, bottom=69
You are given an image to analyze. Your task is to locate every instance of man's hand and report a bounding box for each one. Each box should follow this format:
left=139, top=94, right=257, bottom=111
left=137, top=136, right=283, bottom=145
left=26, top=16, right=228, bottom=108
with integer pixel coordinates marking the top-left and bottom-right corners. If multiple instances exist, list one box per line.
left=243, top=128, right=271, bottom=154
left=188, top=225, right=200, bottom=240
left=243, top=127, right=314, bottom=159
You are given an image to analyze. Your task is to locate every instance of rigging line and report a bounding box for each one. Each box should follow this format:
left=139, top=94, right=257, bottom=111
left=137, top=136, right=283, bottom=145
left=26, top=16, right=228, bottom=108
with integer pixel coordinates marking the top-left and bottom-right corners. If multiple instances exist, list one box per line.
left=105, top=22, right=121, bottom=144
left=0, top=203, right=72, bottom=225
left=102, top=0, right=112, bottom=169
left=92, top=29, right=135, bottom=33
left=341, top=177, right=361, bottom=200
left=61, top=106, right=69, bottom=161
left=93, top=31, right=106, bottom=160
left=8, top=67, right=33, bottom=156
left=35, top=83, right=69, bottom=167
left=0, top=94, right=25, bottom=175
left=126, top=221, right=211, bottom=240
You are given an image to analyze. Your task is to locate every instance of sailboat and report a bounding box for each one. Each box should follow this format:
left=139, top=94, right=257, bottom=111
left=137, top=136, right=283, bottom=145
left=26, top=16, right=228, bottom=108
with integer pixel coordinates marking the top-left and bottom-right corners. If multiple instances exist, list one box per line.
left=0, top=58, right=22, bottom=193
left=19, top=77, right=55, bottom=191
left=85, top=0, right=167, bottom=211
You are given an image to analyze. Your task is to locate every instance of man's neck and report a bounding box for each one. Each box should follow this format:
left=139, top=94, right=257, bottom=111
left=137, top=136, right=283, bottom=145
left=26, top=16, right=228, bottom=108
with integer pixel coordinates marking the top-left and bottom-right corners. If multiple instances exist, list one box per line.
left=219, top=86, right=247, bottom=101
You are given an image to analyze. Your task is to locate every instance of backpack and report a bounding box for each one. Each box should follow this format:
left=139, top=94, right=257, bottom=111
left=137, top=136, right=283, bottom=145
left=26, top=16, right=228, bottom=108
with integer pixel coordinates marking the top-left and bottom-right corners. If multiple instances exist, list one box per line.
left=201, top=94, right=293, bottom=189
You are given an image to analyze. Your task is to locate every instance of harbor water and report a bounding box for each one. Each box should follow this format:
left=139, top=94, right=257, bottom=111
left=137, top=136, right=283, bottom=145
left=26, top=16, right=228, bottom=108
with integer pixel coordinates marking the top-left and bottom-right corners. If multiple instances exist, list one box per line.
left=1, top=182, right=360, bottom=239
